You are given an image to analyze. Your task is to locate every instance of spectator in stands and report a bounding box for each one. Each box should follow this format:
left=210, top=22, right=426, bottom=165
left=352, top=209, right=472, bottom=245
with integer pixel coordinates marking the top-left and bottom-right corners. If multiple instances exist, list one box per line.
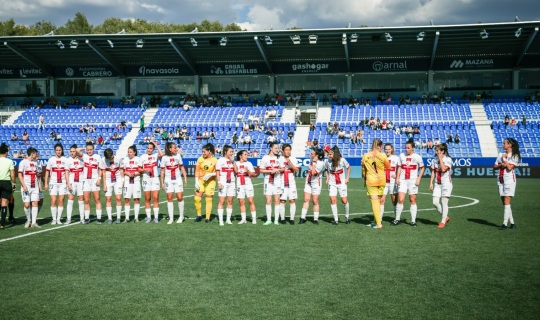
left=326, top=122, right=333, bottom=135
left=427, top=139, right=433, bottom=151
left=350, top=131, right=357, bottom=144
left=143, top=134, right=151, bottom=144
left=85, top=136, right=94, bottom=144
left=310, top=122, right=315, bottom=131
left=455, top=134, right=461, bottom=144
left=117, top=132, right=123, bottom=139
left=237, top=112, right=244, bottom=123
left=313, top=139, right=319, bottom=148
left=231, top=133, right=238, bottom=146
left=79, top=125, right=84, bottom=133
left=267, top=135, right=276, bottom=145
left=510, top=117, right=517, bottom=126
left=332, top=122, right=339, bottom=134
left=12, top=150, right=19, bottom=159
left=119, top=120, right=127, bottom=130
left=504, top=115, right=510, bottom=128
left=265, top=126, right=273, bottom=136
left=413, top=126, right=420, bottom=136
left=209, top=130, right=216, bottom=141
left=107, top=100, right=114, bottom=108
left=338, top=128, right=346, bottom=139
left=357, top=129, right=365, bottom=143
left=522, top=115, right=527, bottom=127
left=38, top=113, right=45, bottom=131
left=11, top=133, right=18, bottom=141
left=50, top=130, right=57, bottom=140
left=97, top=135, right=104, bottom=145
left=288, top=130, right=294, bottom=140
left=22, top=131, right=29, bottom=141
left=381, top=120, right=388, bottom=130
left=202, top=130, right=209, bottom=140
left=434, top=138, right=441, bottom=146
left=306, top=139, right=313, bottom=150
left=111, top=133, right=119, bottom=141
left=140, top=115, right=145, bottom=132
left=244, top=133, right=252, bottom=150
left=162, top=130, right=169, bottom=141
left=387, top=121, right=394, bottom=130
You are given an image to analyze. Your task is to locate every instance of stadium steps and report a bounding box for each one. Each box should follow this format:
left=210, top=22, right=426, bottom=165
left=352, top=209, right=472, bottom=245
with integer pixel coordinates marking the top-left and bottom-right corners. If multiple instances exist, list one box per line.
left=280, top=107, right=296, bottom=123
left=291, top=125, right=310, bottom=157
left=116, top=108, right=158, bottom=157
left=2, top=110, right=25, bottom=125
left=470, top=103, right=498, bottom=157
left=316, top=104, right=332, bottom=123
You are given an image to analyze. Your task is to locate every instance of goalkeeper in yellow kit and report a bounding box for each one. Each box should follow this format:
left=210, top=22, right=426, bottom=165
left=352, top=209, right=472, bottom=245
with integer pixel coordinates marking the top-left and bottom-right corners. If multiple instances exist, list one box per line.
left=361, top=138, right=391, bottom=229
left=194, top=143, right=217, bottom=223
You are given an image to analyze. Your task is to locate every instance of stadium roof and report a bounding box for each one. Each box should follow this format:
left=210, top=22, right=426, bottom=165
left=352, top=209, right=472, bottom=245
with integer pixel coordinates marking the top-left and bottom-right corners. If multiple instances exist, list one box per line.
left=1, top=21, right=539, bottom=77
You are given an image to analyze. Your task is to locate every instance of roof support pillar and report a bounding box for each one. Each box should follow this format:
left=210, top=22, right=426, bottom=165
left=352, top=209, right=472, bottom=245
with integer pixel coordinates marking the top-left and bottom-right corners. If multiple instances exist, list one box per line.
left=254, top=36, right=273, bottom=74
left=85, top=39, right=124, bottom=76
left=3, top=42, right=52, bottom=76
left=168, top=39, right=197, bottom=74
left=515, top=27, right=539, bottom=67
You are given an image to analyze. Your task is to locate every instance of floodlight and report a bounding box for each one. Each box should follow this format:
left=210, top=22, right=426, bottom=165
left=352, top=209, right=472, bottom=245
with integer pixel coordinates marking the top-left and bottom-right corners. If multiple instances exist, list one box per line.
left=107, top=40, right=114, bottom=48
left=342, top=33, right=347, bottom=45
left=190, top=38, right=198, bottom=46
left=308, top=35, right=318, bottom=44
left=44, top=31, right=54, bottom=36
left=191, top=27, right=198, bottom=33
left=117, top=29, right=125, bottom=35
left=515, top=28, right=522, bottom=38
left=136, top=39, right=144, bottom=48
left=515, top=16, right=520, bottom=22
left=416, top=32, right=425, bottom=41
left=69, top=40, right=78, bottom=49
left=56, top=40, right=65, bottom=49
left=264, top=36, right=273, bottom=45
left=220, top=37, right=228, bottom=46
left=350, top=33, right=358, bottom=43
left=384, top=32, right=393, bottom=42
left=480, top=29, right=489, bottom=39
left=290, top=35, right=301, bottom=45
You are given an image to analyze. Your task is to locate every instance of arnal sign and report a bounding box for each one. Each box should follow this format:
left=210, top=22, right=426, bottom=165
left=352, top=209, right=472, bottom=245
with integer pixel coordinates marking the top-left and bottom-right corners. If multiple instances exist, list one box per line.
left=372, top=60, right=408, bottom=72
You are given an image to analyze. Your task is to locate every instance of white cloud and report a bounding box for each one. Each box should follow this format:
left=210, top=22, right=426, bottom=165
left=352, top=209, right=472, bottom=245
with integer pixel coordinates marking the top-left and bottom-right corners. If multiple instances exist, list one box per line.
left=140, top=2, right=166, bottom=14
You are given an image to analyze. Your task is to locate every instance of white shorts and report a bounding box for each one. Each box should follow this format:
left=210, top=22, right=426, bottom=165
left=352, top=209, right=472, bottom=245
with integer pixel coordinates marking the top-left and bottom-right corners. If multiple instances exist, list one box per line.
left=83, top=178, right=101, bottom=192
left=280, top=186, right=298, bottom=200
left=304, top=182, right=322, bottom=196
left=105, top=180, right=123, bottom=197
left=164, top=180, right=184, bottom=194
left=218, top=183, right=236, bottom=197
left=143, top=177, right=160, bottom=192
left=398, top=179, right=419, bottom=195
left=328, top=184, right=348, bottom=197
left=68, top=182, right=84, bottom=197
left=384, top=183, right=398, bottom=195
left=49, top=182, right=68, bottom=196
left=237, top=183, right=255, bottom=199
left=264, top=183, right=283, bottom=196
left=124, top=182, right=142, bottom=199
left=22, top=187, right=40, bottom=202
left=433, top=183, right=453, bottom=198
left=498, top=182, right=516, bottom=197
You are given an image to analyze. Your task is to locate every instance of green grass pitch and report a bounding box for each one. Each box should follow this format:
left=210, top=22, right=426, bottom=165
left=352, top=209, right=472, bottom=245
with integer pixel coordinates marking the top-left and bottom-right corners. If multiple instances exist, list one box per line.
left=1, top=178, right=539, bottom=319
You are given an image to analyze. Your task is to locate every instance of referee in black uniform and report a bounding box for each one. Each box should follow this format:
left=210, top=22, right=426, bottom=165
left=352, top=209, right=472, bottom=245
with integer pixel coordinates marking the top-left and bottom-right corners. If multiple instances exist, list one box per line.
left=0, top=143, right=16, bottom=229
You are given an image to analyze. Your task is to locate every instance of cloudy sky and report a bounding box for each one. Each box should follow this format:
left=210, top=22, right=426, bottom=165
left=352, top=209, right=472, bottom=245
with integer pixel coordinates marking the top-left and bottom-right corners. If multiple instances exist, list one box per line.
left=0, top=0, right=538, bottom=31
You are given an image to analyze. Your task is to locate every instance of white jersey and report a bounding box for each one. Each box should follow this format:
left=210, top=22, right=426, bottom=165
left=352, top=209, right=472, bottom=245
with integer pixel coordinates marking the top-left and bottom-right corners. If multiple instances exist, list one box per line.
left=46, top=156, right=68, bottom=184
left=140, top=153, right=160, bottom=181
left=100, top=156, right=123, bottom=184
left=260, top=155, right=286, bottom=186
left=431, top=155, right=452, bottom=185
left=385, top=155, right=401, bottom=184
left=121, top=156, right=141, bottom=185
left=161, top=154, right=184, bottom=181
left=306, top=160, right=326, bottom=187
left=66, top=157, right=85, bottom=184
left=325, top=158, right=349, bottom=185
left=398, top=153, right=424, bottom=181
left=19, top=159, right=40, bottom=189
left=82, top=153, right=102, bottom=180
left=495, top=152, right=518, bottom=185
left=235, top=161, right=255, bottom=186
left=216, top=157, right=235, bottom=185
left=282, top=156, right=298, bottom=189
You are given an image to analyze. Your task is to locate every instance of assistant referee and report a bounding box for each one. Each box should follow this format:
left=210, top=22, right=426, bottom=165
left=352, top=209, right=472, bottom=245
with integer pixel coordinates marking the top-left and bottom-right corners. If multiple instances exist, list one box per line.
left=0, top=143, right=16, bottom=229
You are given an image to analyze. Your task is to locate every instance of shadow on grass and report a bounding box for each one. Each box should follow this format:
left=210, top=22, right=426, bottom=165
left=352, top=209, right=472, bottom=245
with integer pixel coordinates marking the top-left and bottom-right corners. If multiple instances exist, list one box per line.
left=416, top=218, right=438, bottom=226
left=467, top=218, right=499, bottom=227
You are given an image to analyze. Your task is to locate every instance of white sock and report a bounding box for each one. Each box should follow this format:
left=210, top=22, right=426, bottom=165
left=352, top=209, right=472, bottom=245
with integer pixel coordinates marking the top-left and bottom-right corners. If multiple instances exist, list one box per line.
left=395, top=203, right=404, bottom=221
left=290, top=203, right=296, bottom=221
left=344, top=202, right=350, bottom=219
left=178, top=201, right=184, bottom=220
left=116, top=206, right=122, bottom=219
left=240, top=211, right=246, bottom=222
left=441, top=197, right=449, bottom=223
left=274, top=205, right=280, bottom=222
left=433, top=197, right=442, bottom=214
left=266, top=204, right=272, bottom=221
left=31, top=206, right=38, bottom=224
left=301, top=207, right=308, bottom=219
left=124, top=205, right=130, bottom=220
left=168, top=202, right=174, bottom=220
left=133, top=204, right=140, bottom=220
left=226, top=208, right=232, bottom=222
left=57, top=207, right=63, bottom=222
left=67, top=200, right=73, bottom=221
left=106, top=206, right=112, bottom=220
left=331, top=204, right=338, bottom=222
left=503, top=204, right=511, bottom=225
left=51, top=207, right=57, bottom=222
left=153, top=207, right=159, bottom=219
left=410, top=204, right=417, bottom=223
left=146, top=208, right=151, bottom=219
left=313, top=211, right=319, bottom=221
left=78, top=201, right=84, bottom=218
left=218, top=208, right=224, bottom=224
left=251, top=211, right=257, bottom=222
left=279, top=203, right=285, bottom=220
left=96, top=209, right=102, bottom=220
left=84, top=210, right=90, bottom=220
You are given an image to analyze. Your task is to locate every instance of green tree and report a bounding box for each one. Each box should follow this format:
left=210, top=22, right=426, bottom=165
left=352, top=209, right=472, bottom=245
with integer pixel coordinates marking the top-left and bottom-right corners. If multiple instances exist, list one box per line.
left=57, top=12, right=93, bottom=34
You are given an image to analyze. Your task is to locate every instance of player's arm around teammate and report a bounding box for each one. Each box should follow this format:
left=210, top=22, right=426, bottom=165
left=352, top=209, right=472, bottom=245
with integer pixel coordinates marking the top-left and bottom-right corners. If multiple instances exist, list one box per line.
left=160, top=142, right=187, bottom=224
left=325, top=146, right=351, bottom=225
left=233, top=150, right=258, bottom=224
left=140, top=139, right=163, bottom=223
left=299, top=147, right=325, bottom=224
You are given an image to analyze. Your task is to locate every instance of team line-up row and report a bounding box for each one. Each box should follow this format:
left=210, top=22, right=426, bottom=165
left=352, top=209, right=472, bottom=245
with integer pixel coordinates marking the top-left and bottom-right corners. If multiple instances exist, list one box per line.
left=0, top=137, right=521, bottom=231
